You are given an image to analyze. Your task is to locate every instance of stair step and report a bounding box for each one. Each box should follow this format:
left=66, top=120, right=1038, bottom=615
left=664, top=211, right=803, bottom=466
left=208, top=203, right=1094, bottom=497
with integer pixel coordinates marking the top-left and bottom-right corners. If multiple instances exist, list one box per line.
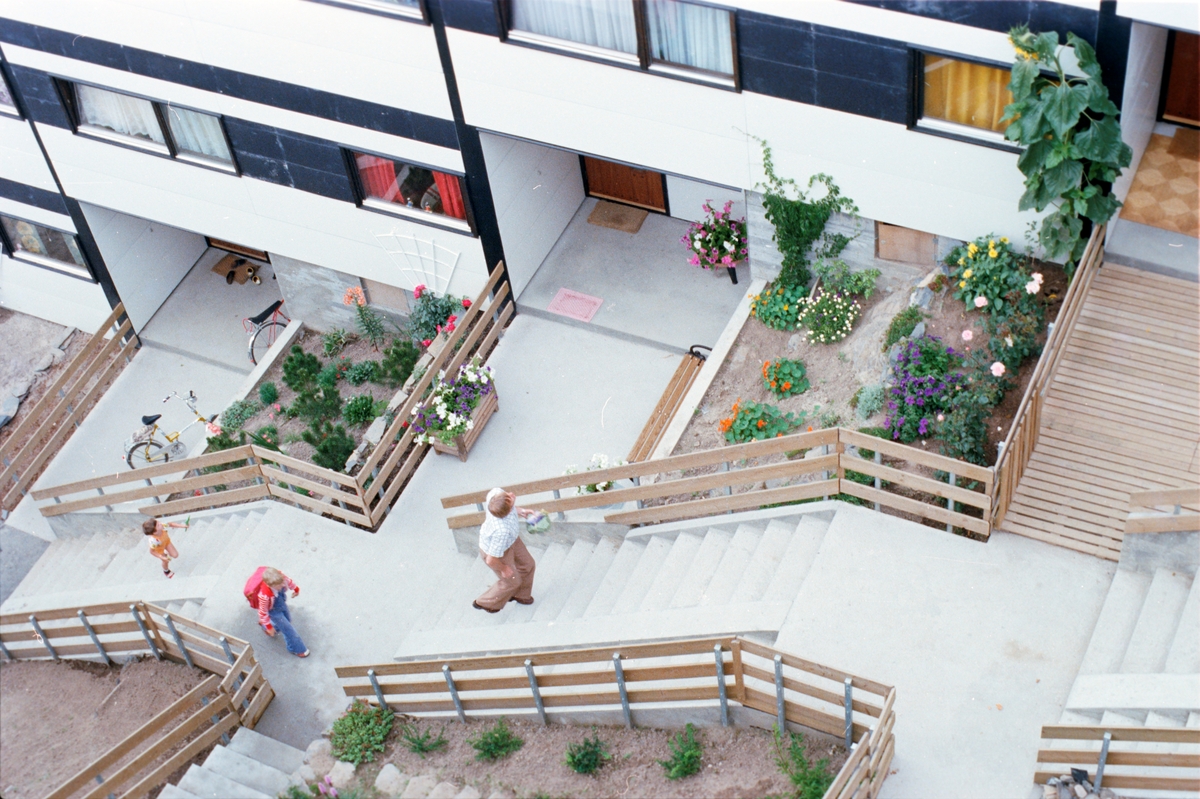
left=181, top=599, right=203, bottom=620
left=1078, top=569, right=1154, bottom=675
left=1165, top=573, right=1200, bottom=673
left=1066, top=674, right=1200, bottom=713
left=640, top=532, right=704, bottom=612
left=669, top=528, right=733, bottom=609
left=0, top=576, right=218, bottom=616
left=177, top=763, right=270, bottom=799
left=531, top=539, right=598, bottom=621
left=431, top=555, right=495, bottom=630
left=58, top=533, right=119, bottom=587
left=503, top=541, right=570, bottom=624
left=227, top=727, right=305, bottom=776
left=1121, top=568, right=1192, bottom=673
left=610, top=536, right=673, bottom=614
left=203, top=745, right=291, bottom=796
left=581, top=539, right=647, bottom=617
left=556, top=537, right=621, bottom=622
left=93, top=536, right=160, bottom=589
left=762, top=515, right=829, bottom=602
left=1100, top=708, right=1146, bottom=726
left=699, top=523, right=765, bottom=607
left=159, top=784, right=201, bottom=799
left=6, top=539, right=67, bottom=599
left=196, top=513, right=259, bottom=576
left=178, top=517, right=231, bottom=576
left=732, top=519, right=795, bottom=603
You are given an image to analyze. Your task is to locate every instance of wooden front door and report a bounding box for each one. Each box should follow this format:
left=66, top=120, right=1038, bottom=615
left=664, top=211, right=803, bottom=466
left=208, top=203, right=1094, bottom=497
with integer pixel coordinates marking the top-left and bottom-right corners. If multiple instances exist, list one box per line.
left=1163, top=31, right=1199, bottom=126
left=582, top=156, right=667, bottom=213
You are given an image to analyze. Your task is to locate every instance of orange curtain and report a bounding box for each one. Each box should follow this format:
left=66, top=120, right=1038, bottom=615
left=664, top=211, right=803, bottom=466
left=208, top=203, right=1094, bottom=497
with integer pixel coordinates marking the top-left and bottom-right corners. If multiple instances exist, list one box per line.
left=924, top=56, right=1012, bottom=133
left=433, top=171, right=467, bottom=220
left=356, top=154, right=399, bottom=202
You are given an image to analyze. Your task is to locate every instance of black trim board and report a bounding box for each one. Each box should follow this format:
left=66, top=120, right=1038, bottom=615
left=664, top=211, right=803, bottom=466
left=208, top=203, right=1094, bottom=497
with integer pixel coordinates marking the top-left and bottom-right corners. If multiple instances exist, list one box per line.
left=0, top=177, right=68, bottom=215
left=0, top=17, right=458, bottom=149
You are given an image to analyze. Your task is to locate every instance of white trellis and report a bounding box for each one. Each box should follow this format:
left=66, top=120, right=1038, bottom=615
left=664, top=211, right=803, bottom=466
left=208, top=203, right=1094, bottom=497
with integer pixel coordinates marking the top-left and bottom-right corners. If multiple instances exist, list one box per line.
left=374, top=231, right=461, bottom=296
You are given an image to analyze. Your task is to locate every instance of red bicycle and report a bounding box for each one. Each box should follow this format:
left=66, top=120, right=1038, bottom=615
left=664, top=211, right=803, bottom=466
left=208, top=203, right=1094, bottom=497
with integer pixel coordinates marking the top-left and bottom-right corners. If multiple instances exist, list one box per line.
left=243, top=300, right=291, bottom=365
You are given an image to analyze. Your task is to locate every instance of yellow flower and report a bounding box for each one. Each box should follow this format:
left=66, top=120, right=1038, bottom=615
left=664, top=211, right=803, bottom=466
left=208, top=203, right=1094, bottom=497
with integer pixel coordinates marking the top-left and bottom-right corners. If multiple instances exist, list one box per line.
left=988, top=249, right=998, bottom=259
left=1000, top=237, right=1009, bottom=244
left=957, top=258, right=965, bottom=266
left=959, top=280, right=967, bottom=288
left=968, top=243, right=979, bottom=256
left=988, top=239, right=995, bottom=247
left=963, top=269, right=973, bottom=279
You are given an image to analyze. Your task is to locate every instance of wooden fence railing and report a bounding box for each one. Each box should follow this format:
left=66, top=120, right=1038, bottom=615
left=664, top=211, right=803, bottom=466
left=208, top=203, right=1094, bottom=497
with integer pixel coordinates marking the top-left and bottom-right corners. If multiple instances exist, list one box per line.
left=1035, top=724, right=1200, bottom=793
left=1125, top=486, right=1200, bottom=534
left=442, top=427, right=994, bottom=537
left=991, top=225, right=1106, bottom=530
left=30, top=267, right=513, bottom=530
left=0, top=601, right=273, bottom=799
left=0, top=302, right=137, bottom=513
left=335, top=636, right=896, bottom=799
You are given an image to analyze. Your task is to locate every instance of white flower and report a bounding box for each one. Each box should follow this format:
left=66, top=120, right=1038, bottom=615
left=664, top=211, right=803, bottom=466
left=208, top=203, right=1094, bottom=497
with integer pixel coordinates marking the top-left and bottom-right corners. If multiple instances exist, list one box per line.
left=724, top=241, right=735, bottom=251
left=466, top=420, right=475, bottom=431
left=1005, top=336, right=1014, bottom=347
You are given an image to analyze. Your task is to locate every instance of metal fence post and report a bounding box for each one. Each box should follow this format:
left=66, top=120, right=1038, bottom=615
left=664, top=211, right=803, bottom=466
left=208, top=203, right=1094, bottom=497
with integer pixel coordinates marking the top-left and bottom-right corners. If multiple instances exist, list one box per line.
left=368, top=669, right=390, bottom=712
left=714, top=645, right=729, bottom=727
left=131, top=604, right=161, bottom=659
left=773, top=654, right=786, bottom=732
left=29, top=615, right=58, bottom=660
left=201, top=695, right=231, bottom=745
left=163, top=614, right=193, bottom=668
left=843, top=678, right=853, bottom=751
left=221, top=637, right=249, bottom=710
left=1095, top=731, right=1112, bottom=790
left=718, top=461, right=732, bottom=497
left=442, top=665, right=466, bottom=722
left=946, top=472, right=956, bottom=533
left=551, top=489, right=565, bottom=520
left=0, top=636, right=13, bottom=661
left=144, top=477, right=162, bottom=503
left=78, top=610, right=110, bottom=665
left=632, top=475, right=643, bottom=510
left=612, top=653, right=632, bottom=728
left=525, top=660, right=547, bottom=726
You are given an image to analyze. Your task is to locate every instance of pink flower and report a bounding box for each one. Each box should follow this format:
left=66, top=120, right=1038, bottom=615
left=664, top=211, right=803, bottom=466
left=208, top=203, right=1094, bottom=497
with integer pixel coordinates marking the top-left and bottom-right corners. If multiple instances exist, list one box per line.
left=990, top=361, right=1006, bottom=377
left=268, top=413, right=274, bottom=421
left=446, top=315, right=457, bottom=324
left=974, top=296, right=989, bottom=308
left=1031, top=272, right=1044, bottom=284
left=689, top=256, right=701, bottom=266
left=721, top=255, right=732, bottom=265
left=436, top=324, right=443, bottom=334
left=462, top=298, right=472, bottom=309
left=206, top=422, right=223, bottom=435
left=961, top=330, right=974, bottom=341
left=273, top=403, right=281, bottom=411
left=413, top=284, right=426, bottom=299
left=1025, top=280, right=1040, bottom=294
left=937, top=414, right=945, bottom=422
left=422, top=339, right=432, bottom=347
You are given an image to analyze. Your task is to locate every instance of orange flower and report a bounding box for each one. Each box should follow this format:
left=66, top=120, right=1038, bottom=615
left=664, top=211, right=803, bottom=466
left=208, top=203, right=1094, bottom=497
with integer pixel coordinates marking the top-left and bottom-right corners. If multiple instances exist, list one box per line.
left=806, top=426, right=813, bottom=432
left=342, top=286, right=366, bottom=307
left=719, top=418, right=732, bottom=433
left=770, top=381, right=777, bottom=389
left=757, top=419, right=765, bottom=429
left=776, top=432, right=784, bottom=437
left=783, top=381, right=792, bottom=391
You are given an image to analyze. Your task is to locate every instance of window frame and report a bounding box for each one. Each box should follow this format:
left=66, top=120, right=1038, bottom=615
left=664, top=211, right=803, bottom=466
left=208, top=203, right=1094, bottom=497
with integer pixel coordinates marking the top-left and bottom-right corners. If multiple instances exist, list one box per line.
left=0, top=214, right=96, bottom=281
left=908, top=48, right=1022, bottom=153
left=305, top=0, right=428, bottom=23
left=59, top=78, right=241, bottom=175
left=344, top=147, right=477, bottom=236
left=0, top=67, right=22, bottom=119
left=499, top=0, right=740, bottom=91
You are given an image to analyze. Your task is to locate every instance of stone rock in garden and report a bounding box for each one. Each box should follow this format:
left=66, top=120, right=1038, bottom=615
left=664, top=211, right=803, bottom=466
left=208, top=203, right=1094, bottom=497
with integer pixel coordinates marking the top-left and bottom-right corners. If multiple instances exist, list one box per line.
left=909, top=286, right=934, bottom=310
left=731, top=346, right=747, bottom=365
left=292, top=766, right=315, bottom=787
left=786, top=333, right=801, bottom=352
left=454, top=787, right=483, bottom=799
left=11, top=380, right=31, bottom=398
left=910, top=321, right=926, bottom=341
left=375, top=764, right=409, bottom=797
left=1073, top=785, right=1087, bottom=799
left=803, top=447, right=829, bottom=461
left=305, top=738, right=332, bottom=762
left=841, top=287, right=906, bottom=393
left=365, top=417, right=387, bottom=445
left=304, top=739, right=335, bottom=778
left=328, top=761, right=356, bottom=790
left=428, top=783, right=459, bottom=799
left=1041, top=786, right=1057, bottom=799
left=401, top=775, right=439, bottom=799
left=1098, top=789, right=1118, bottom=799
left=0, top=396, right=20, bottom=429
left=54, top=326, right=77, bottom=349
left=1058, top=784, right=1073, bottom=799
left=33, top=352, right=54, bottom=371
left=49, top=347, right=65, bottom=365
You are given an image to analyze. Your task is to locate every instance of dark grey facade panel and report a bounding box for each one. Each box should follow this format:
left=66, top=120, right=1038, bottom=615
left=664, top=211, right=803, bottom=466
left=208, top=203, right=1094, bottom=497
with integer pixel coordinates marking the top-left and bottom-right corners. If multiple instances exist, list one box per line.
left=4, top=63, right=70, bottom=128
left=845, top=1, right=1100, bottom=44
left=222, top=117, right=356, bottom=203
left=0, top=18, right=459, bottom=149
left=0, top=176, right=69, bottom=215
left=441, top=0, right=501, bottom=37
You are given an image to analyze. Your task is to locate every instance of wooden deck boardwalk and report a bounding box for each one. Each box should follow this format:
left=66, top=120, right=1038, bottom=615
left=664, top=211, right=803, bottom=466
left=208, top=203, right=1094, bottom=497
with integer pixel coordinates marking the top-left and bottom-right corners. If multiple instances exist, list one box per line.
left=1000, top=262, right=1200, bottom=560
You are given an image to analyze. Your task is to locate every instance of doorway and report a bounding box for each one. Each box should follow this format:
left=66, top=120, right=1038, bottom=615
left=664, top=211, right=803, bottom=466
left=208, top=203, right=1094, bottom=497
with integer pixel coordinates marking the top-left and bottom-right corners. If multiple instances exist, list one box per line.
left=1162, top=31, right=1199, bottom=127
left=581, top=156, right=668, bottom=213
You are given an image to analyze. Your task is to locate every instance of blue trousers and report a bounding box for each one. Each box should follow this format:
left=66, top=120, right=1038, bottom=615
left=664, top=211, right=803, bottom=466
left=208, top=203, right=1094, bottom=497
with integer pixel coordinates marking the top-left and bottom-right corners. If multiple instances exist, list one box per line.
left=267, top=589, right=307, bottom=654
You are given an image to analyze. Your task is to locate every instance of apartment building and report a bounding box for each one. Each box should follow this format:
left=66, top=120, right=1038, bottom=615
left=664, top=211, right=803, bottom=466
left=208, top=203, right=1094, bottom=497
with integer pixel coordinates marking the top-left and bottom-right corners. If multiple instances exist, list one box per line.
left=0, top=0, right=1195, bottom=335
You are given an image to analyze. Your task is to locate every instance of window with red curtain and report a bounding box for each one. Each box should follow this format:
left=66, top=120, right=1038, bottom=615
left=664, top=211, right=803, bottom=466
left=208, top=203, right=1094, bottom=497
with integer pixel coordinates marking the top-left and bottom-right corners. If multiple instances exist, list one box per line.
left=353, top=150, right=468, bottom=222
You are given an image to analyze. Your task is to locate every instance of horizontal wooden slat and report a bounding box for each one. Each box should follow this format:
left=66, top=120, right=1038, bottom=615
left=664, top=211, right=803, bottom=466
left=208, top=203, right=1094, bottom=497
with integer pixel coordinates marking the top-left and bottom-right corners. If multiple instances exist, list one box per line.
left=118, top=703, right=240, bottom=799
left=738, top=639, right=892, bottom=697
left=1126, top=513, right=1200, bottom=534
left=259, top=465, right=364, bottom=507
left=31, top=445, right=256, bottom=500
left=838, top=428, right=994, bottom=484
left=1036, top=749, right=1200, bottom=768
left=40, top=465, right=262, bottom=516
left=252, top=446, right=360, bottom=488
left=843, top=456, right=990, bottom=511
left=266, top=483, right=372, bottom=525
left=1129, top=486, right=1200, bottom=507
left=838, top=479, right=990, bottom=536
left=1041, top=725, right=1200, bottom=743
left=141, top=484, right=271, bottom=517
left=741, top=663, right=880, bottom=716
left=1031, top=773, right=1199, bottom=792
left=1, top=601, right=138, bottom=626
left=606, top=479, right=840, bottom=526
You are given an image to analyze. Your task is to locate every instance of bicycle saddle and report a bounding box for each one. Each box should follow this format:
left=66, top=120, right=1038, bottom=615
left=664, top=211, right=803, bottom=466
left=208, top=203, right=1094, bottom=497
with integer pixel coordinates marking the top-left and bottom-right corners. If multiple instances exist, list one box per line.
left=249, top=299, right=284, bottom=325
left=141, top=414, right=161, bottom=426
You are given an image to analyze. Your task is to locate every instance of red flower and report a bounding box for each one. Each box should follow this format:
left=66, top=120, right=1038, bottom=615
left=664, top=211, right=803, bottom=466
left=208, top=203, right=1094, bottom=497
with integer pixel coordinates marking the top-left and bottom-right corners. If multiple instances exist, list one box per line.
left=462, top=298, right=472, bottom=308
left=447, top=314, right=457, bottom=324
left=413, top=284, right=426, bottom=299
left=422, top=339, right=432, bottom=347
left=401, top=421, right=409, bottom=428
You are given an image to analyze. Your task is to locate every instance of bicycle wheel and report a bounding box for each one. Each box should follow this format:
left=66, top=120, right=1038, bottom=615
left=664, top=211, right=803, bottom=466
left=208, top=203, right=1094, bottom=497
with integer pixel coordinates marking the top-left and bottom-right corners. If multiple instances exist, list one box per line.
left=127, top=440, right=168, bottom=469
left=249, top=321, right=286, bottom=365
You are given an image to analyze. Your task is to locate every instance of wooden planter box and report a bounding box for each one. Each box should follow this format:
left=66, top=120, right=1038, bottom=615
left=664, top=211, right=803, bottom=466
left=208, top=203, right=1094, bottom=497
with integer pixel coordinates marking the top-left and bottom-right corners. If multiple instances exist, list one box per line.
left=429, top=388, right=499, bottom=462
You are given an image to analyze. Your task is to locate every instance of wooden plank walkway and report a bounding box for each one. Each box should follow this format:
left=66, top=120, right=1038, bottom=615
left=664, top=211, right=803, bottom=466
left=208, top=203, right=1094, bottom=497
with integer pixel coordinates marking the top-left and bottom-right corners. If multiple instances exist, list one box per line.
left=1001, top=262, right=1200, bottom=560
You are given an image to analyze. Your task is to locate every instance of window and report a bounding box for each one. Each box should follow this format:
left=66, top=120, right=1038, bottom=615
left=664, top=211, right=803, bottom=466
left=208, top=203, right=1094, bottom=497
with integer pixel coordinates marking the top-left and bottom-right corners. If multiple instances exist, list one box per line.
left=0, top=71, right=19, bottom=117
left=918, top=53, right=1013, bottom=143
left=507, top=0, right=736, bottom=85
left=311, top=0, right=424, bottom=20
left=69, top=83, right=236, bottom=170
left=351, top=150, right=471, bottom=231
left=0, top=216, right=92, bottom=279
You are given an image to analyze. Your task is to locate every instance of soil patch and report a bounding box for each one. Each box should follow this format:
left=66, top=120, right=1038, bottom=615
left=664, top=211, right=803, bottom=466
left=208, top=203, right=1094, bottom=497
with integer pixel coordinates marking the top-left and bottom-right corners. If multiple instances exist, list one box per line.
left=351, top=716, right=846, bottom=799
left=0, top=658, right=207, bottom=799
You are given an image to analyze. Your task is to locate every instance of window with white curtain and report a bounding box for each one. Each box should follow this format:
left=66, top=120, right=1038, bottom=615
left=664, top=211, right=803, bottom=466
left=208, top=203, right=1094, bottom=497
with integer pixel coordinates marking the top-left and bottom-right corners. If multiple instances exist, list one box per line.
left=0, top=215, right=92, bottom=279
left=507, top=0, right=736, bottom=83
left=0, top=72, right=19, bottom=117
left=70, top=83, right=236, bottom=170
left=305, top=0, right=423, bottom=19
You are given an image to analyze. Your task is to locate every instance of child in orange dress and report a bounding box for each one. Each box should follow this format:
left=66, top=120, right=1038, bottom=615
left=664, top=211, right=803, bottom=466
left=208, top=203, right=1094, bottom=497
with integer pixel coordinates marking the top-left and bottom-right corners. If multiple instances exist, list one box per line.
left=142, top=518, right=185, bottom=578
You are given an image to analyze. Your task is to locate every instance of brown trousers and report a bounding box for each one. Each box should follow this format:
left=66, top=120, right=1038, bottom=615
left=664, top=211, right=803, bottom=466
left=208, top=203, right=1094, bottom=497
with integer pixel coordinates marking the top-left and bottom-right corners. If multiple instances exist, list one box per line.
left=475, top=537, right=536, bottom=611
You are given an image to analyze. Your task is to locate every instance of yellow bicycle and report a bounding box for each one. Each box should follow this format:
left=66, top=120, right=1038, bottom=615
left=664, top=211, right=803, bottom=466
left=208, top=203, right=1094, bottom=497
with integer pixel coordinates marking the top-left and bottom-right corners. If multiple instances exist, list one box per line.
left=123, top=391, right=218, bottom=468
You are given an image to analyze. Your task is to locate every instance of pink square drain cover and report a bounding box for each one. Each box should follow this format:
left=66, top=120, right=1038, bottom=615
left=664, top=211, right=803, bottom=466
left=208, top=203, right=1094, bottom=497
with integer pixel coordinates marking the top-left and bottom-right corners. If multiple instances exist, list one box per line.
left=546, top=288, right=604, bottom=323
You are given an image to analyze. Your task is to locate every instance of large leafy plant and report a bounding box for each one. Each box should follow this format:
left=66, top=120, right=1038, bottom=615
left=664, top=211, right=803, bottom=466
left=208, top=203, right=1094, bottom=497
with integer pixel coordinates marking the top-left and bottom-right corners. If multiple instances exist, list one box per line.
left=1002, top=26, right=1131, bottom=274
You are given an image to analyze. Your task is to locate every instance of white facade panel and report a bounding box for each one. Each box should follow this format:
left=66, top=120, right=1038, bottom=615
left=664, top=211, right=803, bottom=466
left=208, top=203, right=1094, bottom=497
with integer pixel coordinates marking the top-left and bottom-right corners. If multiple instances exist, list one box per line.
left=480, top=132, right=584, bottom=297
left=37, top=125, right=489, bottom=300
left=1113, top=22, right=1170, bottom=203
left=1116, top=1, right=1200, bottom=33
left=0, top=197, right=73, bottom=232
left=0, top=0, right=455, bottom=120
left=0, top=116, right=59, bottom=192
left=0, top=253, right=110, bottom=329
left=666, top=175, right=746, bottom=224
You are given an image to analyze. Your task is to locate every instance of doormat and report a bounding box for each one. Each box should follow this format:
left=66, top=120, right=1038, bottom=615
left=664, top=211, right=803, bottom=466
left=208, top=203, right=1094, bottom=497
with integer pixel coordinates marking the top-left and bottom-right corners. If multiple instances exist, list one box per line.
left=546, top=288, right=604, bottom=322
left=587, top=200, right=648, bottom=234
left=1169, top=128, right=1199, bottom=160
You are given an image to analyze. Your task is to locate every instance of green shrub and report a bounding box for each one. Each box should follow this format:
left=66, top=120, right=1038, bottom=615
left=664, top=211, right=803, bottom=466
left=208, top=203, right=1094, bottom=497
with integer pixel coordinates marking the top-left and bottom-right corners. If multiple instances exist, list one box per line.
left=884, top=307, right=925, bottom=350
left=329, top=700, right=393, bottom=766
left=408, top=290, right=461, bottom=345
left=772, top=727, right=834, bottom=799
left=203, top=429, right=247, bottom=473
left=719, top=400, right=802, bottom=443
left=818, top=409, right=841, bottom=428
left=282, top=346, right=322, bottom=393
left=814, top=259, right=881, bottom=298
left=658, top=723, right=702, bottom=780
left=317, top=359, right=352, bottom=391
left=250, top=424, right=280, bottom=450
left=750, top=283, right=805, bottom=330
left=292, top=387, right=342, bottom=424
left=380, top=339, right=421, bottom=387
left=854, top=426, right=888, bottom=461
left=345, top=360, right=380, bottom=386
left=984, top=304, right=1044, bottom=373
left=220, top=399, right=259, bottom=431
left=762, top=358, right=810, bottom=398
left=565, top=730, right=611, bottom=775
left=469, top=717, right=523, bottom=762
left=399, top=722, right=448, bottom=758
left=854, top=384, right=885, bottom=420
left=939, top=379, right=1002, bottom=466
left=258, top=382, right=279, bottom=405
left=947, top=235, right=1037, bottom=319
left=344, top=395, right=383, bottom=427
left=303, top=421, right=356, bottom=472
left=322, top=328, right=353, bottom=357
left=797, top=288, right=862, bottom=345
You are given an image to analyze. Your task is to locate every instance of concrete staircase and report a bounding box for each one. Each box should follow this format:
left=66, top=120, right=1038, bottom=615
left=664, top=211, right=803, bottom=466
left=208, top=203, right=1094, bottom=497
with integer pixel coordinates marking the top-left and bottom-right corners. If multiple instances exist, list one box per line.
left=395, top=508, right=834, bottom=659
left=0, top=510, right=265, bottom=614
left=159, top=727, right=305, bottom=799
